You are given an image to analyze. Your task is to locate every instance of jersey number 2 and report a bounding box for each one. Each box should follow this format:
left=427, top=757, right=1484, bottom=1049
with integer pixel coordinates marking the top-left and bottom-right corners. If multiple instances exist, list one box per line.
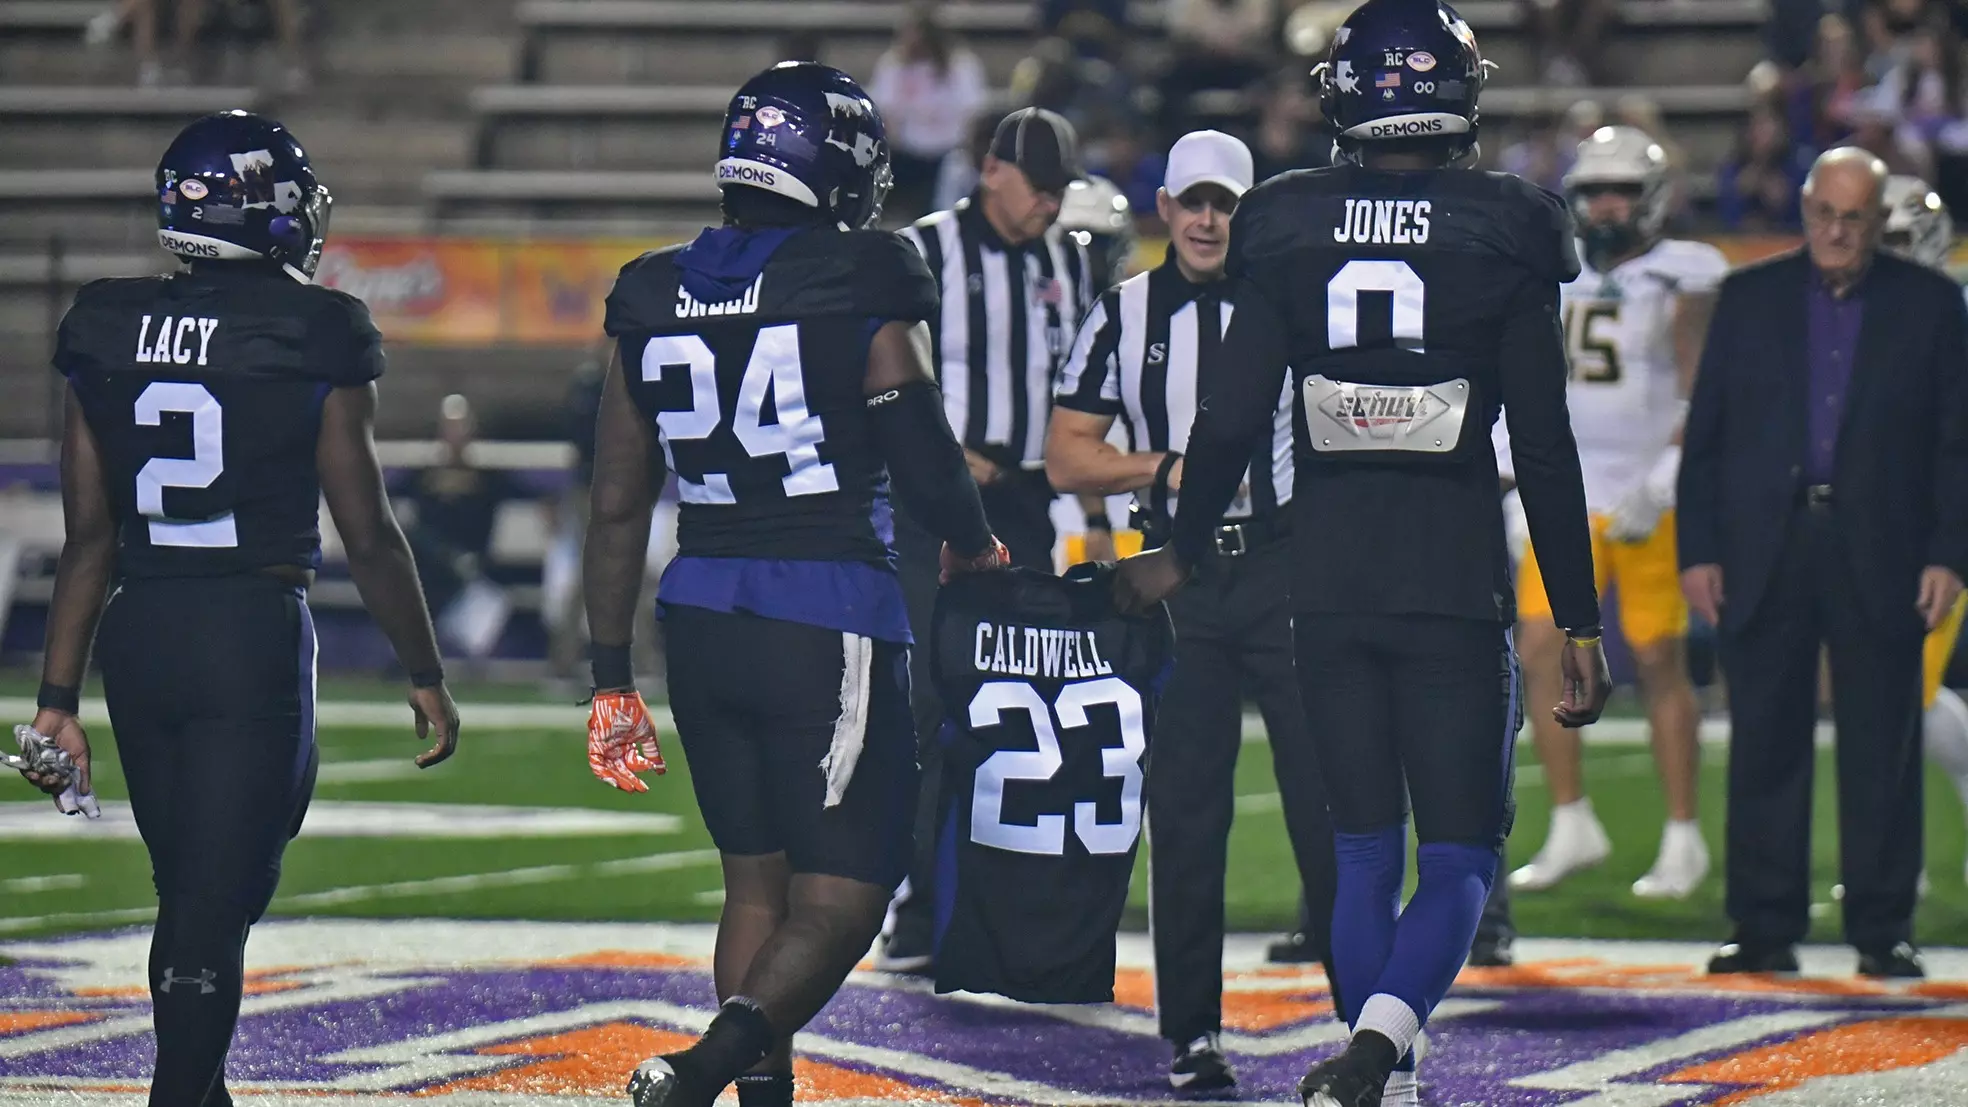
left=134, top=381, right=236, bottom=548
left=642, top=325, right=839, bottom=504
left=968, top=677, right=1146, bottom=856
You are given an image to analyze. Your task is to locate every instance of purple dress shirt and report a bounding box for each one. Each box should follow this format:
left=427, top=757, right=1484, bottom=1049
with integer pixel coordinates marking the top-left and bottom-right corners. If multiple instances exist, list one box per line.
left=1804, top=269, right=1865, bottom=484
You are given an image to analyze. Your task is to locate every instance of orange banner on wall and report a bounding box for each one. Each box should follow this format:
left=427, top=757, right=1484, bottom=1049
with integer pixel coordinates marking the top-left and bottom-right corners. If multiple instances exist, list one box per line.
left=314, top=237, right=672, bottom=346
left=313, top=233, right=1820, bottom=348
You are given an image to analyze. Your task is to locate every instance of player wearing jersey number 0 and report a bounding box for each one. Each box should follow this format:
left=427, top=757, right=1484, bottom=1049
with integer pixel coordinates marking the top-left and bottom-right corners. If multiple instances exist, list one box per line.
left=1498, top=125, right=1722, bottom=901
left=581, top=62, right=1008, bottom=1107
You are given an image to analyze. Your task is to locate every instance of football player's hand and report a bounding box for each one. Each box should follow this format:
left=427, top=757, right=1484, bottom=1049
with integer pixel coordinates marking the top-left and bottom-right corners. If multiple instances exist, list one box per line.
left=409, top=684, right=460, bottom=768
left=1681, top=564, right=1725, bottom=628
left=587, top=689, right=665, bottom=792
left=940, top=537, right=1011, bottom=583
left=1113, top=546, right=1189, bottom=614
left=1603, top=485, right=1666, bottom=544
left=1919, top=565, right=1965, bottom=631
left=1080, top=527, right=1118, bottom=565
left=1555, top=635, right=1612, bottom=729
left=964, top=449, right=1003, bottom=487
left=7, top=714, right=98, bottom=818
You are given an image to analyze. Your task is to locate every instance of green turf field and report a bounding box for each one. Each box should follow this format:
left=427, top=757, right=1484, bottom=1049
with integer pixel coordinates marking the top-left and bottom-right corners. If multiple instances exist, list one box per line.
left=6, top=704, right=1968, bottom=946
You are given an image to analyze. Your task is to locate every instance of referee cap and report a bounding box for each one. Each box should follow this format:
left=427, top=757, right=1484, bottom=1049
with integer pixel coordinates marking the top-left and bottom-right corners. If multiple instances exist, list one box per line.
left=989, top=107, right=1084, bottom=194
left=1164, top=130, right=1255, bottom=199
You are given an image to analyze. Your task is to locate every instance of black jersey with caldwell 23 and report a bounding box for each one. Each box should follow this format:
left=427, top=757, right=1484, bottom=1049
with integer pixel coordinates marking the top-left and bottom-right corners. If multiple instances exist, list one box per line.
left=1172, top=165, right=1600, bottom=631
left=53, top=265, right=384, bottom=580
left=929, top=567, right=1173, bottom=1004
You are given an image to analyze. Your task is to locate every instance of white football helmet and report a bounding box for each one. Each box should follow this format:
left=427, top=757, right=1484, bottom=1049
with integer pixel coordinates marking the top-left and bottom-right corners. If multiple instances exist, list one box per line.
left=1882, top=175, right=1953, bottom=270
left=1057, top=174, right=1137, bottom=287
left=1563, top=125, right=1671, bottom=264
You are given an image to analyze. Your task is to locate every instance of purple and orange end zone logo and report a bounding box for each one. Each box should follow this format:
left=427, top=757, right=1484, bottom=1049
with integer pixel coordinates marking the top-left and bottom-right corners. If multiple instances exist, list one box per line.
left=4, top=923, right=1968, bottom=1104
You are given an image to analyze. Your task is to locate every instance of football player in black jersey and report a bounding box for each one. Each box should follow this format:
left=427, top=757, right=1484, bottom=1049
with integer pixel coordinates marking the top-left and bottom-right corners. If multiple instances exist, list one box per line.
left=1115, top=2, right=1610, bottom=1104
left=580, top=63, right=1008, bottom=1107
left=13, top=110, right=458, bottom=1107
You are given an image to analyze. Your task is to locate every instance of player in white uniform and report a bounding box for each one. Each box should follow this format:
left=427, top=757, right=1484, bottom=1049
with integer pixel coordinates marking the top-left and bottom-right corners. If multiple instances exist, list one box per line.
left=1500, top=126, right=1721, bottom=898
left=1879, top=175, right=1968, bottom=885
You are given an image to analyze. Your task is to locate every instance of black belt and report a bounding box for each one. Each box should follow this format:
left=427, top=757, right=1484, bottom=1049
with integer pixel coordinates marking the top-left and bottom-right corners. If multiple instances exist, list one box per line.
left=1136, top=509, right=1291, bottom=557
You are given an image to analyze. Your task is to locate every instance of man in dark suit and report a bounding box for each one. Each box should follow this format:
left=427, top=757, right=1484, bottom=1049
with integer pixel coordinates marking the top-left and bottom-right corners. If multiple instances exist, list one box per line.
left=1680, top=147, right=1968, bottom=978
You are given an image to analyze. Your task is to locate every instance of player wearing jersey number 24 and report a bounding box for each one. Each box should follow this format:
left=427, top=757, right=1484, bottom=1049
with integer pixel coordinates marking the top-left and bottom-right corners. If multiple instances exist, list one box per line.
left=581, top=63, right=1007, bottom=1107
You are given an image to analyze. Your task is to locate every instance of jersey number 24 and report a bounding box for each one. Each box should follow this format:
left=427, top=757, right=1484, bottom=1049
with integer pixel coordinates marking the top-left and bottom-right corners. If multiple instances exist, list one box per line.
left=642, top=325, right=838, bottom=504
left=967, top=677, right=1146, bottom=857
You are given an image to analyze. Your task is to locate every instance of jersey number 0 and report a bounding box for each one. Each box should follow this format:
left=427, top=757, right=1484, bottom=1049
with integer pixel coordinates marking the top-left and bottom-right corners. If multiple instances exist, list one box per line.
left=967, top=677, right=1146, bottom=857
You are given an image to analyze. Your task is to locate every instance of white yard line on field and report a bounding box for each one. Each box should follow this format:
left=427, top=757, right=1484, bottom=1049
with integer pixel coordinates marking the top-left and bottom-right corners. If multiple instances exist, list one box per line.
left=0, top=848, right=720, bottom=934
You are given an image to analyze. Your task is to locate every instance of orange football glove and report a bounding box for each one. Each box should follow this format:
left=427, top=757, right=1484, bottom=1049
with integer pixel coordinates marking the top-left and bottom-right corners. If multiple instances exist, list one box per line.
left=939, top=537, right=1012, bottom=584
left=587, top=689, right=665, bottom=792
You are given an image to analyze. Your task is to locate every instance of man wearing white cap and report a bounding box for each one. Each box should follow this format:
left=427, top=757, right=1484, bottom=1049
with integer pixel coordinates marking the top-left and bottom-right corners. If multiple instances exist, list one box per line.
left=1048, top=130, right=1336, bottom=1093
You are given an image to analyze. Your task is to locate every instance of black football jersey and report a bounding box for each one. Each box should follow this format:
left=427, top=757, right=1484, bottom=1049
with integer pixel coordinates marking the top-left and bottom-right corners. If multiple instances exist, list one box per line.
left=602, top=229, right=938, bottom=563
left=1176, top=165, right=1599, bottom=629
left=928, top=566, right=1173, bottom=1004
left=52, top=265, right=384, bottom=580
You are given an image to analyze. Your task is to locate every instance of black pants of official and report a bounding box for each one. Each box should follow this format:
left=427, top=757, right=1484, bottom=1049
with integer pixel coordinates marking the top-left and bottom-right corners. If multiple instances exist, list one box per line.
left=1148, top=533, right=1340, bottom=1045
left=890, top=471, right=1057, bottom=951
left=1722, top=502, right=1926, bottom=948
left=94, top=574, right=320, bottom=1107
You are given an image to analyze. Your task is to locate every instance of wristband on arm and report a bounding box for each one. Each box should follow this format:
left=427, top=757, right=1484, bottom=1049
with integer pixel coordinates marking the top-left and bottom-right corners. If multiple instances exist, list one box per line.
left=591, top=642, right=634, bottom=692
left=36, top=682, right=79, bottom=716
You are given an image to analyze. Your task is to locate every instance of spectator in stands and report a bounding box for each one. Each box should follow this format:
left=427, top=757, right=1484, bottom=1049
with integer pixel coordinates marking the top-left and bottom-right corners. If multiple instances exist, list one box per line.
left=1789, top=14, right=1871, bottom=151
left=1520, top=0, right=1616, bottom=86
left=933, top=107, right=1009, bottom=213
left=1848, top=83, right=1937, bottom=177
left=403, top=394, right=514, bottom=657
left=1498, top=101, right=1601, bottom=192
left=1717, top=104, right=1814, bottom=229
left=1040, top=0, right=1131, bottom=60
left=777, top=30, right=823, bottom=63
left=871, top=4, right=990, bottom=221
left=89, top=0, right=309, bottom=91
left=1248, top=68, right=1329, bottom=182
left=1162, top=0, right=1277, bottom=132
left=1861, top=0, right=1934, bottom=72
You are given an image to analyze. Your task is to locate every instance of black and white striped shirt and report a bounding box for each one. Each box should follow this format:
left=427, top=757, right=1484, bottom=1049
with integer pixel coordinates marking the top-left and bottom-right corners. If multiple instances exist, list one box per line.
left=902, top=195, right=1093, bottom=467
left=1056, top=249, right=1294, bottom=520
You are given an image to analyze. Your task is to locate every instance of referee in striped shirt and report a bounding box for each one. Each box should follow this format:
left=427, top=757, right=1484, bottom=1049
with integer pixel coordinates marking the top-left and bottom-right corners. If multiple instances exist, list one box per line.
left=1047, top=130, right=1336, bottom=1094
left=878, top=107, right=1095, bottom=972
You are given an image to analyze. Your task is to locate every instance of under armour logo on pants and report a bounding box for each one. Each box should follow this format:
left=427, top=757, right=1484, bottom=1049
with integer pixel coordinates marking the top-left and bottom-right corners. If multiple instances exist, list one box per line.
left=158, top=967, right=217, bottom=994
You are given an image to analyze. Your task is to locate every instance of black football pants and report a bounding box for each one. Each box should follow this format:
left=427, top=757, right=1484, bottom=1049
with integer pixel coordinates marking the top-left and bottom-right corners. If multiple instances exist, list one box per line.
left=1146, top=534, right=1339, bottom=1046
left=94, top=574, right=319, bottom=1107
left=890, top=472, right=1057, bottom=952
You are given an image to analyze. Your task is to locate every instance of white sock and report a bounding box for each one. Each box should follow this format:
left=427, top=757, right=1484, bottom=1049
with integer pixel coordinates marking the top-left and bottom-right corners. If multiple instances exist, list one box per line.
left=1926, top=689, right=1968, bottom=783
left=1356, top=993, right=1422, bottom=1060
left=1662, top=819, right=1701, bottom=846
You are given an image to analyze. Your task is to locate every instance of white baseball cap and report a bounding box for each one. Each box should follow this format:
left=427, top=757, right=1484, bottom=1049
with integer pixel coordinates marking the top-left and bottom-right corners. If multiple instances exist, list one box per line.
left=1164, top=130, right=1255, bottom=199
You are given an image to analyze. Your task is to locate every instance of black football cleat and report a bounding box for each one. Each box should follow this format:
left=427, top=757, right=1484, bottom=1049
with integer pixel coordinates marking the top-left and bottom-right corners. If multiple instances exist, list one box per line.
left=1267, top=930, right=1324, bottom=964
left=1706, top=939, right=1799, bottom=975
left=1857, top=941, right=1925, bottom=979
left=628, top=1055, right=721, bottom=1107
left=1466, top=932, right=1514, bottom=968
left=1169, top=1033, right=1237, bottom=1094
left=1298, top=1041, right=1390, bottom=1107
